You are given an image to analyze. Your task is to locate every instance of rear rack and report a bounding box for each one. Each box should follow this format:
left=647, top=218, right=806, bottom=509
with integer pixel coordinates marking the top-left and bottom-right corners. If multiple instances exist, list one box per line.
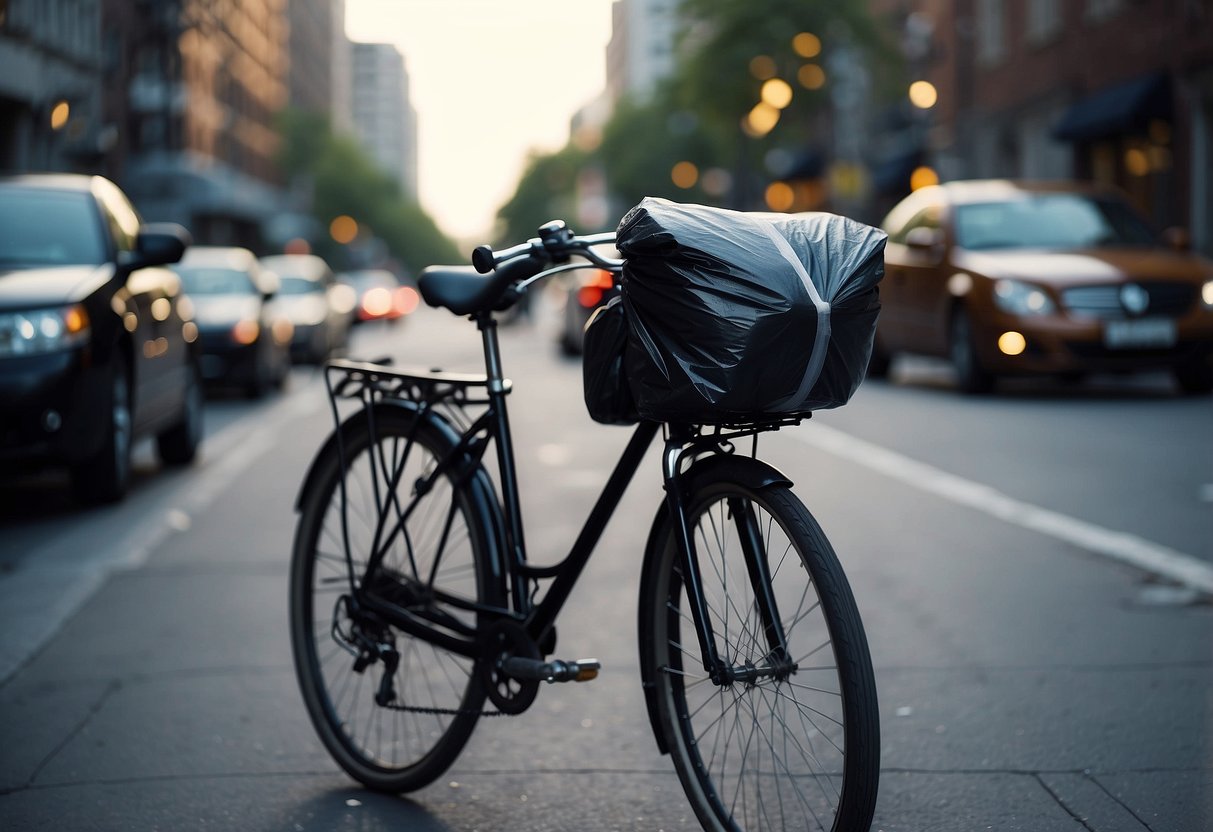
left=324, top=358, right=509, bottom=407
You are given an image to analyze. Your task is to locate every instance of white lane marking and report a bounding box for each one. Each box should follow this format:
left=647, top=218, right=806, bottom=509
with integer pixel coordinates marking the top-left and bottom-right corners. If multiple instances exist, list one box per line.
left=794, top=423, right=1213, bottom=594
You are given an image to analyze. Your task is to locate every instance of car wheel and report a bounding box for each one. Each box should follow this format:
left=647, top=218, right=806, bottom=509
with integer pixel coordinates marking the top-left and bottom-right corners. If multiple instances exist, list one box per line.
left=950, top=306, right=995, bottom=394
left=1173, top=358, right=1213, bottom=395
left=71, top=360, right=133, bottom=504
left=158, top=361, right=203, bottom=465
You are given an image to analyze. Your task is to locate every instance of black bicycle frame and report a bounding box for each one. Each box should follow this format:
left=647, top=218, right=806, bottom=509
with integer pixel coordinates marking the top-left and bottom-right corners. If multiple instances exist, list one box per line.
left=343, top=311, right=788, bottom=684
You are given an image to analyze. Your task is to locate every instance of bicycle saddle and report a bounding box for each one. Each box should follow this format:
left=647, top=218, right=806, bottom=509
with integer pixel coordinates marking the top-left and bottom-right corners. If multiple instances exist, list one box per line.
left=418, top=266, right=496, bottom=316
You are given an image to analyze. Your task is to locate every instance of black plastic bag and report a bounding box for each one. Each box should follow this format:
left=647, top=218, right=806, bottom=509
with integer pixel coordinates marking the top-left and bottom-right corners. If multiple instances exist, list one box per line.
left=616, top=198, right=886, bottom=423
left=582, top=296, right=638, bottom=425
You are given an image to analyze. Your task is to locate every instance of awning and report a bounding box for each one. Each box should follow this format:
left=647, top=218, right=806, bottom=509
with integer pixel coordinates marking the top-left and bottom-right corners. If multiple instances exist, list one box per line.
left=1052, top=73, right=1170, bottom=142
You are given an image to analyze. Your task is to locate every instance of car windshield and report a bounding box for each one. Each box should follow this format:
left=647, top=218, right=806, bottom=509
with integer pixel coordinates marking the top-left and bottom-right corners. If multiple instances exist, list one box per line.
left=176, top=267, right=256, bottom=295
left=0, top=186, right=107, bottom=266
left=954, top=194, right=1157, bottom=251
left=277, top=275, right=322, bottom=295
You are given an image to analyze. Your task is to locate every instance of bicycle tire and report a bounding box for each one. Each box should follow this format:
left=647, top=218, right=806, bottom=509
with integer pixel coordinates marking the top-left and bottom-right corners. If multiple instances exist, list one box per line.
left=290, top=404, right=502, bottom=792
left=641, top=478, right=879, bottom=831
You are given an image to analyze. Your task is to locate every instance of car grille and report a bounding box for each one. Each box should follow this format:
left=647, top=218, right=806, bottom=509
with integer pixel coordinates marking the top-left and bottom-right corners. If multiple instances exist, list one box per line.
left=1061, top=283, right=1195, bottom=319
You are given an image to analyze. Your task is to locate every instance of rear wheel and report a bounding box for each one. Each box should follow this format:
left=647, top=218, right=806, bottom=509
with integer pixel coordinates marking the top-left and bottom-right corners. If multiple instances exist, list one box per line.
left=290, top=406, right=500, bottom=792
left=158, top=362, right=203, bottom=465
left=642, top=479, right=879, bottom=831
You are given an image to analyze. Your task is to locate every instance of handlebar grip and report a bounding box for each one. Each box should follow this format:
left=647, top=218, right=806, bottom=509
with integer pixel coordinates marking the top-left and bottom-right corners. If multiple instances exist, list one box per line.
left=472, top=245, right=495, bottom=274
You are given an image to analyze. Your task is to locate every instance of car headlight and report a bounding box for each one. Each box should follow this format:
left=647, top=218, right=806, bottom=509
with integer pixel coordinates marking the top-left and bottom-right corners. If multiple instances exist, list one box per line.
left=0, top=305, right=91, bottom=358
left=993, top=279, right=1055, bottom=316
left=1202, top=279, right=1213, bottom=308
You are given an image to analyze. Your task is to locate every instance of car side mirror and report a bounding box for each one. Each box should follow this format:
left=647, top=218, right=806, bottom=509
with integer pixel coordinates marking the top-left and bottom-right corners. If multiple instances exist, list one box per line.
left=120, top=223, right=192, bottom=271
left=1163, top=226, right=1191, bottom=252
left=905, top=226, right=945, bottom=262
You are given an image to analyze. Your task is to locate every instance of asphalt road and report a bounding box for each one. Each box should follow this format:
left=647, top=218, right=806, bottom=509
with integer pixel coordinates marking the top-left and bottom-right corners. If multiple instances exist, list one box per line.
left=1, top=294, right=1210, bottom=831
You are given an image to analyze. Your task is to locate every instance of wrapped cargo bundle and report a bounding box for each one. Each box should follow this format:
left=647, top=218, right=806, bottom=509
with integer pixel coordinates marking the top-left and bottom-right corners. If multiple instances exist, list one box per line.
left=583, top=197, right=886, bottom=425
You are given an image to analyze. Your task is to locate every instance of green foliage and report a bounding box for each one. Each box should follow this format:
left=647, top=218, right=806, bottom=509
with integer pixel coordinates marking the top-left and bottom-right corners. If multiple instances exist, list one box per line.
left=275, top=110, right=460, bottom=273
left=492, top=0, right=891, bottom=234
left=495, top=145, right=588, bottom=244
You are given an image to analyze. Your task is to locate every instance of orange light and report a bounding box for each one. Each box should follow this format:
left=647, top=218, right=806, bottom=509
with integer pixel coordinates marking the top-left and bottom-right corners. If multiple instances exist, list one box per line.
left=998, top=331, right=1027, bottom=356
left=231, top=319, right=260, bottom=345
left=743, top=102, right=780, bottom=137
left=50, top=100, right=70, bottom=130
left=330, top=215, right=358, bottom=244
left=761, top=78, right=793, bottom=109
left=578, top=286, right=604, bottom=309
left=798, top=64, right=826, bottom=90
left=284, top=237, right=311, bottom=255
left=749, top=55, right=777, bottom=80
left=64, top=305, right=89, bottom=334
left=910, top=166, right=940, bottom=191
left=908, top=80, right=938, bottom=109
left=764, top=181, right=795, bottom=212
left=671, top=161, right=699, bottom=189
left=793, top=32, right=821, bottom=58
left=271, top=318, right=295, bottom=344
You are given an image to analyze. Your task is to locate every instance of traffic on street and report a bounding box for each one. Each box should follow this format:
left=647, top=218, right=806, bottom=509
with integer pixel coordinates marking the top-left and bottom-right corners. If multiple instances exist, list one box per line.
left=2, top=294, right=1209, bottom=830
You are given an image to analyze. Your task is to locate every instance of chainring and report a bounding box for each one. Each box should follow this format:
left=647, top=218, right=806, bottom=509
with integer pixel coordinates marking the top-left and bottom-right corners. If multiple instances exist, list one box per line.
left=479, top=619, right=541, bottom=715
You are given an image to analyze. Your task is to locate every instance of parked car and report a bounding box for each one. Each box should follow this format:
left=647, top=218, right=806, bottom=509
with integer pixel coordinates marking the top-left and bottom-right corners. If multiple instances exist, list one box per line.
left=259, top=254, right=353, bottom=363
left=339, top=269, right=420, bottom=324
left=0, top=174, right=201, bottom=503
left=173, top=246, right=292, bottom=397
left=871, top=180, right=1213, bottom=393
left=556, top=268, right=619, bottom=356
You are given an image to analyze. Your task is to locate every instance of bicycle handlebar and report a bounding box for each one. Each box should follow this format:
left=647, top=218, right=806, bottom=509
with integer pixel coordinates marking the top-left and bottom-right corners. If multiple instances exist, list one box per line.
left=471, top=221, right=621, bottom=275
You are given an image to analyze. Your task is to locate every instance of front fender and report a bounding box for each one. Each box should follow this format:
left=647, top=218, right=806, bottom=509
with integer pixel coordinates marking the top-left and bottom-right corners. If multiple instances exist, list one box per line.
left=636, top=453, right=792, bottom=754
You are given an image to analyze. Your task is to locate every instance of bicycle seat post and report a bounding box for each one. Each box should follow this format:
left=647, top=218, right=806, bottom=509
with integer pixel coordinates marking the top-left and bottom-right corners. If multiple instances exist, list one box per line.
left=474, top=311, right=529, bottom=604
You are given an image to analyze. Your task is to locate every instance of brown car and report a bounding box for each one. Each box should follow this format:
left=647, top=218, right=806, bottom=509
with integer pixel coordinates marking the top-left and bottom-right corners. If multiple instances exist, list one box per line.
left=870, top=180, right=1213, bottom=394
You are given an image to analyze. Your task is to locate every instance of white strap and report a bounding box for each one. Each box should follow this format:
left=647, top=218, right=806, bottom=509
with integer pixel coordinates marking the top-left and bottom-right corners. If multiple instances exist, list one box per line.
left=757, top=220, right=831, bottom=411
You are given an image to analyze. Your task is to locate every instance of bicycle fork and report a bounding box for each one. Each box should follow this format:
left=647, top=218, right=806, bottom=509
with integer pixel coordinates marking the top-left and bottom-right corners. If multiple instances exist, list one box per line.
left=661, top=437, right=797, bottom=687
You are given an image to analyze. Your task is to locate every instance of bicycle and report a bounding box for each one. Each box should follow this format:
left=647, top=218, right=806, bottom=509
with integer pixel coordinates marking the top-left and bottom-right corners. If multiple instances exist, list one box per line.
left=289, top=219, right=880, bottom=831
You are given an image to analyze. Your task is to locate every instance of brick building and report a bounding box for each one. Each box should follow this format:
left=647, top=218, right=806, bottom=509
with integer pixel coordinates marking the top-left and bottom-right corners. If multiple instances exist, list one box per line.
left=873, top=0, right=1213, bottom=252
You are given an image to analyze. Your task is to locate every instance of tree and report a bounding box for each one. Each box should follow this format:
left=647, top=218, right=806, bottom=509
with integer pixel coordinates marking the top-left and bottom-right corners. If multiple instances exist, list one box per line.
left=276, top=110, right=460, bottom=273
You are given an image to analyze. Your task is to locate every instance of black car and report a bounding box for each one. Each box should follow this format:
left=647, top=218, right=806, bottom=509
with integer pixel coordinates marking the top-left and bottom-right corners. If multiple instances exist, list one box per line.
left=0, top=174, right=201, bottom=503
left=173, top=246, right=292, bottom=397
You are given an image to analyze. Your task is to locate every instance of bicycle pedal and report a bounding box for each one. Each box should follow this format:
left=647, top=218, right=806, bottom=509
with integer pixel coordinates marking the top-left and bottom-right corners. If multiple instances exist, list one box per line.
left=500, top=657, right=600, bottom=683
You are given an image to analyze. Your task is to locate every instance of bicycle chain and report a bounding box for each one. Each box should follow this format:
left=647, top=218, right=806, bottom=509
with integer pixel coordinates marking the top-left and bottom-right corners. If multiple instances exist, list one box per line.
left=380, top=702, right=514, bottom=717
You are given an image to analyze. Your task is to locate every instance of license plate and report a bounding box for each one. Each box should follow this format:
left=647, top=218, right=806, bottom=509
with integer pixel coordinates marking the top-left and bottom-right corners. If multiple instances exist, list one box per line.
left=1103, top=318, right=1177, bottom=349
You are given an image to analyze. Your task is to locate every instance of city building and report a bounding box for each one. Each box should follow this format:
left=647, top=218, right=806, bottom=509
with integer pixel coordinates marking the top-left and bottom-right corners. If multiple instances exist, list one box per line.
left=111, top=0, right=289, bottom=249
left=0, top=0, right=106, bottom=173
left=874, top=0, right=1213, bottom=253
left=605, top=0, right=680, bottom=104
left=286, top=0, right=335, bottom=118
left=349, top=41, right=418, bottom=197
left=330, top=0, right=352, bottom=133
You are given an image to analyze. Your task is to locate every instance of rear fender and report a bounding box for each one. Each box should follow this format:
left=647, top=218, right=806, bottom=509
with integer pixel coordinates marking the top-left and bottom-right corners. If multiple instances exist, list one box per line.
left=636, top=453, right=792, bottom=754
left=294, top=400, right=507, bottom=589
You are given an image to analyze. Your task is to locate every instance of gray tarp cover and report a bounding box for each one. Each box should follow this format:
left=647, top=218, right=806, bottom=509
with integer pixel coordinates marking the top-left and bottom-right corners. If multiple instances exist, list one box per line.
left=616, top=197, right=887, bottom=422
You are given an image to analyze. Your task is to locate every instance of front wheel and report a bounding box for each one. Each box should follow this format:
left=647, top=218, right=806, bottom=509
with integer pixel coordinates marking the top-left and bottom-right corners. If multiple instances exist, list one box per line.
left=641, top=480, right=879, bottom=831
left=290, top=406, right=500, bottom=792
left=950, top=306, right=994, bottom=395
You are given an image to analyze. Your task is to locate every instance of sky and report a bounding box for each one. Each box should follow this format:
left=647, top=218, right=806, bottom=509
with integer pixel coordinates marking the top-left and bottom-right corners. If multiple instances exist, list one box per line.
left=345, top=0, right=616, bottom=247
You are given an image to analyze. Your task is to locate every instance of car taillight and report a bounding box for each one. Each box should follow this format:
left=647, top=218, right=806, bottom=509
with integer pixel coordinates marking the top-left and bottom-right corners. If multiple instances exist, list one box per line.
left=231, top=319, right=260, bottom=345
left=361, top=287, right=393, bottom=318
left=577, top=270, right=616, bottom=309
left=393, top=286, right=420, bottom=316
